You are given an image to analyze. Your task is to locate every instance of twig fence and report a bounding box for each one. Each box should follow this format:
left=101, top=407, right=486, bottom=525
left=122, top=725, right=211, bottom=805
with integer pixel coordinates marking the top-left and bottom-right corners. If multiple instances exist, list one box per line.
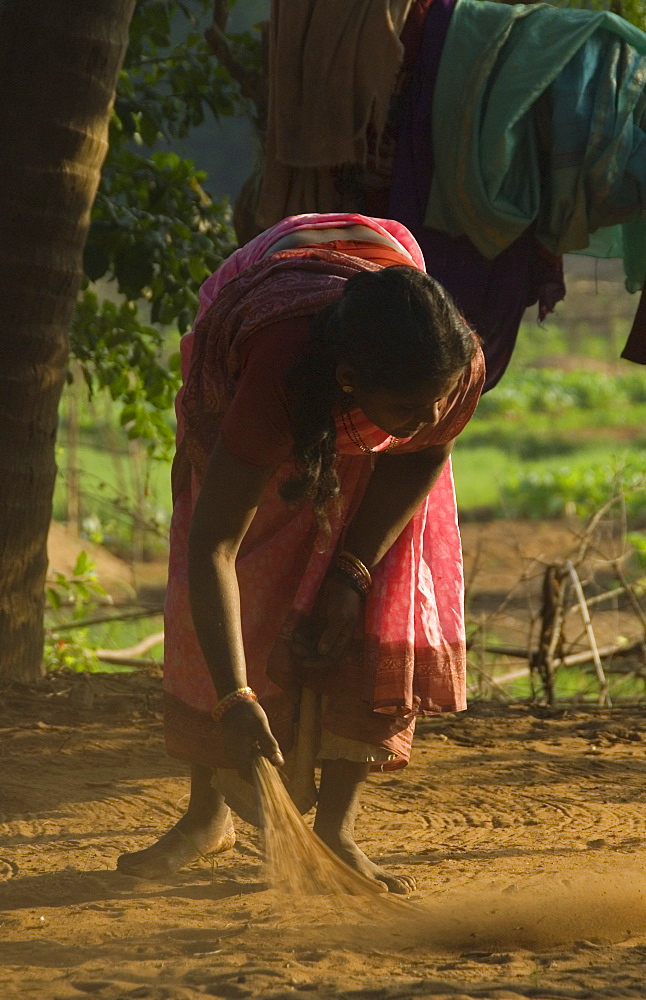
left=466, top=496, right=646, bottom=705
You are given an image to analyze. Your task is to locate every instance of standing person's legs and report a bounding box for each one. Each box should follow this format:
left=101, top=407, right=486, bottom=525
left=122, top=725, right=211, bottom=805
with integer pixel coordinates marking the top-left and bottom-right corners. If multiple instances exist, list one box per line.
left=117, top=764, right=235, bottom=879
left=117, top=757, right=415, bottom=892
left=313, top=758, right=415, bottom=893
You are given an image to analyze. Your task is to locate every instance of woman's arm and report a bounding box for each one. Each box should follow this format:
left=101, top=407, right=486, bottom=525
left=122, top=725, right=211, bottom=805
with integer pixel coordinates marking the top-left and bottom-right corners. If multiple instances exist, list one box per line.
left=343, top=441, right=454, bottom=569
left=300, top=441, right=454, bottom=667
left=188, top=440, right=283, bottom=774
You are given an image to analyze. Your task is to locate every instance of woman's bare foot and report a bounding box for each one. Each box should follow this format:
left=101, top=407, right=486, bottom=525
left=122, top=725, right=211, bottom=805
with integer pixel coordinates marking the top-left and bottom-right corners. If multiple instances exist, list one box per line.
left=117, top=764, right=235, bottom=879
left=313, top=758, right=415, bottom=895
left=315, top=828, right=415, bottom=894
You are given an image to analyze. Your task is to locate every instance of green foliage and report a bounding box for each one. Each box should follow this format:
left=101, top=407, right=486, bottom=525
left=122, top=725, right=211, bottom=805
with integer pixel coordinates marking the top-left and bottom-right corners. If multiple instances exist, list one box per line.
left=44, top=632, right=101, bottom=674
left=53, top=410, right=173, bottom=560
left=45, top=551, right=107, bottom=613
left=477, top=368, right=646, bottom=419
left=85, top=150, right=233, bottom=329
left=627, top=531, right=646, bottom=570
left=43, top=629, right=100, bottom=674
left=71, top=292, right=180, bottom=457
left=44, top=552, right=107, bottom=673
left=121, top=0, right=259, bottom=138
left=71, top=0, right=252, bottom=455
left=501, top=461, right=646, bottom=519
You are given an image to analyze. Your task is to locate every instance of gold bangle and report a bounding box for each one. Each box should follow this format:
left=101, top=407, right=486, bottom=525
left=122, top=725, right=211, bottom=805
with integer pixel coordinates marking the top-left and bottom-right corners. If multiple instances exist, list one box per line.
left=211, top=686, right=258, bottom=723
left=337, top=551, right=372, bottom=589
left=332, top=564, right=370, bottom=599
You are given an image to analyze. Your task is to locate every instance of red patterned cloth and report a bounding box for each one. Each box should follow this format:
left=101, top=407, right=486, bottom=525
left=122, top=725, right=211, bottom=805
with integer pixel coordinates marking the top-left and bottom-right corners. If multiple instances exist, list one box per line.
left=164, top=217, right=484, bottom=771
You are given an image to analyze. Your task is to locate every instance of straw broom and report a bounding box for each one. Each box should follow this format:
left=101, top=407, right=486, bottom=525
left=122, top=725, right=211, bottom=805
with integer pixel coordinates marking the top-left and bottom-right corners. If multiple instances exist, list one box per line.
left=253, top=756, right=418, bottom=914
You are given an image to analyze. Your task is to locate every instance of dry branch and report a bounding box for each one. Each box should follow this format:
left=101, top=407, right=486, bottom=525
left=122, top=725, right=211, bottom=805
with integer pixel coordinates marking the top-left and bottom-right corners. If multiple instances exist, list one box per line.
left=474, top=637, right=644, bottom=666
left=466, top=662, right=515, bottom=699
left=467, top=643, right=531, bottom=659
left=46, top=606, right=163, bottom=633
left=95, top=655, right=162, bottom=669
left=565, top=583, right=630, bottom=614
left=612, top=559, right=646, bottom=639
left=95, top=630, right=163, bottom=661
left=565, top=560, right=610, bottom=706
left=573, top=494, right=626, bottom=565
left=532, top=563, right=566, bottom=703
left=475, top=639, right=645, bottom=692
left=205, top=0, right=267, bottom=120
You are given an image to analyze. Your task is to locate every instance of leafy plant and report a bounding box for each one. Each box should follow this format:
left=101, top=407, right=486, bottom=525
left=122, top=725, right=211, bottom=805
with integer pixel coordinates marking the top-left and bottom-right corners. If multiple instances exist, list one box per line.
left=70, top=0, right=253, bottom=456
left=627, top=531, right=646, bottom=571
left=501, top=461, right=646, bottom=519
left=71, top=291, right=181, bottom=459
left=44, top=552, right=108, bottom=673
left=45, top=551, right=107, bottom=612
left=477, top=369, right=646, bottom=419
left=44, top=631, right=101, bottom=674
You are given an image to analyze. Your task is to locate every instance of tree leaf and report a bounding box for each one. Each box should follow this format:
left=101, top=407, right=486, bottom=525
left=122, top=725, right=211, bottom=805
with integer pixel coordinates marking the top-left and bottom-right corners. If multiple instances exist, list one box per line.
left=46, top=588, right=62, bottom=610
left=73, top=551, right=91, bottom=578
left=83, top=243, right=110, bottom=282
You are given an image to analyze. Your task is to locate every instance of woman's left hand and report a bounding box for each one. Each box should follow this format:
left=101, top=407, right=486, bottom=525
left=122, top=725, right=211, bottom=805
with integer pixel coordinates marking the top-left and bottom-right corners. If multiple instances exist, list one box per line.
left=290, top=575, right=363, bottom=673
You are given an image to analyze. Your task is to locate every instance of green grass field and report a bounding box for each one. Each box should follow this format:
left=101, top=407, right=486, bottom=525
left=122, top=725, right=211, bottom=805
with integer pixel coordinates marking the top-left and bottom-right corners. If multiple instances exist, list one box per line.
left=451, top=315, right=646, bottom=515
left=453, top=433, right=645, bottom=513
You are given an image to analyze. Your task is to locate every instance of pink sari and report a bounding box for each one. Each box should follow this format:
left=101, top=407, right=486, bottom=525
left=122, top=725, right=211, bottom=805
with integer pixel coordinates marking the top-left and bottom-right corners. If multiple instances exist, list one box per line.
left=164, top=214, right=484, bottom=771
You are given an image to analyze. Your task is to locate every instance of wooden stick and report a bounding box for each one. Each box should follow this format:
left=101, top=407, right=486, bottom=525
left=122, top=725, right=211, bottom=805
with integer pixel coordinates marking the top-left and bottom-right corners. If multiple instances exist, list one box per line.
left=467, top=662, right=513, bottom=699
left=466, top=642, right=531, bottom=659
left=485, top=640, right=644, bottom=688
left=94, top=655, right=162, bottom=669
left=612, top=559, right=646, bottom=636
left=565, top=560, right=611, bottom=706
left=565, top=583, right=629, bottom=614
left=533, top=563, right=566, bottom=704
left=95, top=631, right=163, bottom=661
left=46, top=607, right=163, bottom=633
left=467, top=664, right=527, bottom=693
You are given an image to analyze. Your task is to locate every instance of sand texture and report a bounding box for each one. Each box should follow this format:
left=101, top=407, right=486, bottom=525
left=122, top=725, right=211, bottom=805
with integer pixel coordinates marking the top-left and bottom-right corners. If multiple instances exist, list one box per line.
left=2, top=668, right=646, bottom=1000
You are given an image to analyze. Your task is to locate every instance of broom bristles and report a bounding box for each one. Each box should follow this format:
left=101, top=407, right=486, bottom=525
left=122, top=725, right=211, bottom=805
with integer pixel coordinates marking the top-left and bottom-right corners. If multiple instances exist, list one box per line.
left=253, top=756, right=417, bottom=914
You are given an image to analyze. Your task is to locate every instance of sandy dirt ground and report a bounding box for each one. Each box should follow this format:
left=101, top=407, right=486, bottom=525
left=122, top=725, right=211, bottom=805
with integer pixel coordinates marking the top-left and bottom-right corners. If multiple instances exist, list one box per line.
left=2, top=670, right=646, bottom=1000
left=2, top=519, right=646, bottom=1000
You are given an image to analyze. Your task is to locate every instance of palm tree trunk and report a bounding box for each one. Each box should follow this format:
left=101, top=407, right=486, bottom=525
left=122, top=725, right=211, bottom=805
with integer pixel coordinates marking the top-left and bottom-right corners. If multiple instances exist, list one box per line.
left=0, top=0, right=135, bottom=681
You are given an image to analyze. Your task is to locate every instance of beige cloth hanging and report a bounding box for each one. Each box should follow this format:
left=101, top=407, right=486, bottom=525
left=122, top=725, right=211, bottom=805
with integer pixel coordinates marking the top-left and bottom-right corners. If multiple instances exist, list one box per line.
left=257, top=0, right=412, bottom=229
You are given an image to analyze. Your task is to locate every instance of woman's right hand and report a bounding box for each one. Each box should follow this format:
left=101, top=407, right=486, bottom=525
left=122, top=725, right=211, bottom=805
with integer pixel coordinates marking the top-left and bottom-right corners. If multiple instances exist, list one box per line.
left=220, top=698, right=284, bottom=782
left=289, top=574, right=362, bottom=676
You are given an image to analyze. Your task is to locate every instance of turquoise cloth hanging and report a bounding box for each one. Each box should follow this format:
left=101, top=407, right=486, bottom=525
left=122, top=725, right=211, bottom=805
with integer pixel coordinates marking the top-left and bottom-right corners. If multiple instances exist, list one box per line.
left=426, top=0, right=646, bottom=292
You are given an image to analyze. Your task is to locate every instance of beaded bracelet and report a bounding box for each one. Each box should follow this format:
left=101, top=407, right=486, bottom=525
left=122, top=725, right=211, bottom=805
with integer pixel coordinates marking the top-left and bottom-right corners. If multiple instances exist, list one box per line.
left=336, top=562, right=370, bottom=598
left=337, top=551, right=372, bottom=587
left=331, top=564, right=369, bottom=600
left=336, top=551, right=372, bottom=592
left=211, top=686, right=258, bottom=723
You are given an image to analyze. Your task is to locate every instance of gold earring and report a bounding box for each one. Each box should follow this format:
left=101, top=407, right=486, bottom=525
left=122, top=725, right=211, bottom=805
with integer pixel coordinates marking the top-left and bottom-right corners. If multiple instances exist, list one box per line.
left=342, top=385, right=353, bottom=393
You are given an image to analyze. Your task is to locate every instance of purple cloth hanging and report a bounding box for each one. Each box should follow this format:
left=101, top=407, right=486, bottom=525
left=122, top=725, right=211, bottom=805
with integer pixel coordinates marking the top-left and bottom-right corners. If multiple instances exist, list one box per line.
left=388, top=0, right=565, bottom=392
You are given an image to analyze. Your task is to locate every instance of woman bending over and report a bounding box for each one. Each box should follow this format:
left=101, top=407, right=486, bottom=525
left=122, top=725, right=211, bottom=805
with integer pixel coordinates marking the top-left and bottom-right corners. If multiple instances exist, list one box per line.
left=118, top=213, right=484, bottom=893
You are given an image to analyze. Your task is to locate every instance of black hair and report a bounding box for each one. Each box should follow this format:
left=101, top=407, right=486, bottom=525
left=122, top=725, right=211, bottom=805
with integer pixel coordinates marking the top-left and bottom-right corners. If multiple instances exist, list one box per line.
left=279, top=266, right=476, bottom=530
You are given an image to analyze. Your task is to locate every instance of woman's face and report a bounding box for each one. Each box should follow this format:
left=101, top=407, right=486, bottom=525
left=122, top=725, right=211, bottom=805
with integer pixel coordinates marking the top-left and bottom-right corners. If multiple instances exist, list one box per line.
left=337, top=368, right=463, bottom=439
